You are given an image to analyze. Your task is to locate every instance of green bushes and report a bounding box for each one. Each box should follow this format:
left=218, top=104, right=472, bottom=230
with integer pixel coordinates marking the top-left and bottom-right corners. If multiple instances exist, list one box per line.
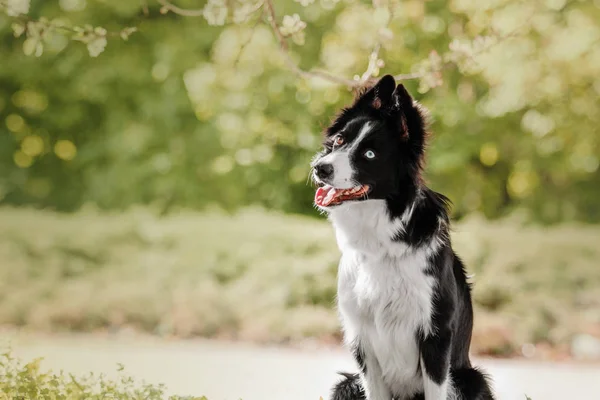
left=0, top=206, right=599, bottom=357
left=0, top=351, right=204, bottom=400
left=0, top=206, right=340, bottom=342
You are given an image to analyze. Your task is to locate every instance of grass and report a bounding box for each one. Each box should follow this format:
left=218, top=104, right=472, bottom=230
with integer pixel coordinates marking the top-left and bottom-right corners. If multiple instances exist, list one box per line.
left=0, top=206, right=599, bottom=359
left=0, top=350, right=205, bottom=399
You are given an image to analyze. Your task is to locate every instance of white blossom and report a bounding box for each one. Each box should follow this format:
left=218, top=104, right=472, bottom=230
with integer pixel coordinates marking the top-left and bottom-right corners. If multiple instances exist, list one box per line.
left=87, top=36, right=107, bottom=57
left=203, top=0, right=228, bottom=26
left=293, top=0, right=315, bottom=6
left=280, top=14, right=306, bottom=36
left=6, top=0, right=30, bottom=16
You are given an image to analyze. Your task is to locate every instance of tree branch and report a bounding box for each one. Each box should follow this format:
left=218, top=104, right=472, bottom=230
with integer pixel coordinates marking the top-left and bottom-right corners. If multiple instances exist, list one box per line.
left=360, top=43, right=381, bottom=83
left=394, top=25, right=527, bottom=84
left=394, top=72, right=425, bottom=80
left=263, top=0, right=423, bottom=89
left=156, top=0, right=204, bottom=17
left=141, top=0, right=150, bottom=16
left=264, top=0, right=361, bottom=88
left=1, top=0, right=528, bottom=89
left=233, top=11, right=263, bottom=69
left=152, top=1, right=529, bottom=88
left=5, top=11, right=134, bottom=39
left=359, top=1, right=395, bottom=83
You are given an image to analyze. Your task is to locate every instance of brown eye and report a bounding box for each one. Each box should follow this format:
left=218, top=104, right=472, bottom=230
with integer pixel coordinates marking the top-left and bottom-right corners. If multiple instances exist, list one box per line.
left=333, top=135, right=344, bottom=147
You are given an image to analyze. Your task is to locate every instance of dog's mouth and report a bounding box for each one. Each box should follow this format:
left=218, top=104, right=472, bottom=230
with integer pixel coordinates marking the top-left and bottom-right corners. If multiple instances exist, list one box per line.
left=314, top=184, right=371, bottom=207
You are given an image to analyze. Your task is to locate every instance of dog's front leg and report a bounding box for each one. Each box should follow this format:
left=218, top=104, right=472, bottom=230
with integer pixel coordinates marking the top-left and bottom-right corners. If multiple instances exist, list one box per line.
left=361, top=365, right=392, bottom=400
left=419, top=328, right=454, bottom=400
left=353, top=342, right=392, bottom=400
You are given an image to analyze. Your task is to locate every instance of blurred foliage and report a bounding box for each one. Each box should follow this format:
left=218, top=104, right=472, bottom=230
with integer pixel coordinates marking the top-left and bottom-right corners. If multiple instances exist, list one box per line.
left=0, top=350, right=206, bottom=399
left=1, top=206, right=599, bottom=359
left=0, top=0, right=599, bottom=222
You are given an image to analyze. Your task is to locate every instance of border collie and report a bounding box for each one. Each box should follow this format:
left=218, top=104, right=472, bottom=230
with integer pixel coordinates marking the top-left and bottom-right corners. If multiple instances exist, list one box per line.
left=311, top=75, right=494, bottom=400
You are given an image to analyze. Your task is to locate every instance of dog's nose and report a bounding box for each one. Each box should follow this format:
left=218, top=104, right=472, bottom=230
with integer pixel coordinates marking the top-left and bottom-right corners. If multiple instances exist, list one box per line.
left=315, top=163, right=333, bottom=180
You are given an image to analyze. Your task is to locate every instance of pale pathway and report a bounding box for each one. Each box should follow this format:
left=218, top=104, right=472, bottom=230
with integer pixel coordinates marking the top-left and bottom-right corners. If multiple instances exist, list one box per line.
left=4, top=334, right=600, bottom=400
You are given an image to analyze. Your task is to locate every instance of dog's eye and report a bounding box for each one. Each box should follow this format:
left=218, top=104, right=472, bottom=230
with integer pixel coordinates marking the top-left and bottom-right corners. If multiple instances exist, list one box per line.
left=364, top=150, right=376, bottom=159
left=333, top=135, right=344, bottom=147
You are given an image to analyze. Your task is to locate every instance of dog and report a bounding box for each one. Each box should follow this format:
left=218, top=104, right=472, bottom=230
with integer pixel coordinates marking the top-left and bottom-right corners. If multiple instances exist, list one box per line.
left=311, top=75, right=495, bottom=400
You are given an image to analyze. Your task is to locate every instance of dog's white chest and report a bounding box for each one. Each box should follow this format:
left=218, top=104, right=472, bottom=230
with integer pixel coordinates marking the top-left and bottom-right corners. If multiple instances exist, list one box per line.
left=338, top=250, right=434, bottom=395
left=330, top=201, right=435, bottom=395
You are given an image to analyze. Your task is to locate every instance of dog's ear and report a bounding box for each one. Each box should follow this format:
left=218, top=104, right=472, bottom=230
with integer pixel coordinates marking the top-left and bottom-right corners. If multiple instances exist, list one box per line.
left=394, top=83, right=414, bottom=139
left=355, top=75, right=397, bottom=111
left=394, top=83, right=413, bottom=108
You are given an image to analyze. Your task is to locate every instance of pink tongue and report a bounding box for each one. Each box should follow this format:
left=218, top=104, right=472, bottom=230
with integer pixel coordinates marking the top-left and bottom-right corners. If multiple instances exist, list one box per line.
left=315, top=186, right=341, bottom=207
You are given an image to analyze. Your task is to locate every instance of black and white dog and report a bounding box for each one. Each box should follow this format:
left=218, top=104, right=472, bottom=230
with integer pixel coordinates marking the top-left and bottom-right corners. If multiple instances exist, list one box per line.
left=311, top=75, right=494, bottom=400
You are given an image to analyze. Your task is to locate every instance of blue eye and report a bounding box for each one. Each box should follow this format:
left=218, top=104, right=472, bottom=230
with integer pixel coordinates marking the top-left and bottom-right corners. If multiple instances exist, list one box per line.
left=364, top=150, right=376, bottom=159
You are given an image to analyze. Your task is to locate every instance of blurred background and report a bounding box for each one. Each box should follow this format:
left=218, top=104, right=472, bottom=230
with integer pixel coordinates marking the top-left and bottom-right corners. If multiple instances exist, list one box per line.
left=0, top=0, right=600, bottom=398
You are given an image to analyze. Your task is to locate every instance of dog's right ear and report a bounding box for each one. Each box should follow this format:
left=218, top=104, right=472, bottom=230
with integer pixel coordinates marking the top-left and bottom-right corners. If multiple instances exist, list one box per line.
left=394, top=83, right=414, bottom=108
left=393, top=83, right=414, bottom=139
left=354, top=75, right=397, bottom=111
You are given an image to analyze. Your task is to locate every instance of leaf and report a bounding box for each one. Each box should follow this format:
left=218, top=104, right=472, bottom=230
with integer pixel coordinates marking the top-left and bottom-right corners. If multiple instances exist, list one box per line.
left=24, top=357, right=42, bottom=373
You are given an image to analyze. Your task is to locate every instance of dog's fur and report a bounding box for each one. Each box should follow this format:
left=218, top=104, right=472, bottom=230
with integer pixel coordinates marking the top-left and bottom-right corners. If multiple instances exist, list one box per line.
left=311, top=75, right=495, bottom=400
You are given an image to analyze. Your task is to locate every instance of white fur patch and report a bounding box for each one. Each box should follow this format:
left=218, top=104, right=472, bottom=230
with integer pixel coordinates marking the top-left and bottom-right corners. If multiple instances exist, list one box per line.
left=361, top=364, right=392, bottom=400
left=348, top=122, right=373, bottom=153
left=318, top=149, right=355, bottom=189
left=316, top=122, right=373, bottom=189
left=331, top=200, right=440, bottom=399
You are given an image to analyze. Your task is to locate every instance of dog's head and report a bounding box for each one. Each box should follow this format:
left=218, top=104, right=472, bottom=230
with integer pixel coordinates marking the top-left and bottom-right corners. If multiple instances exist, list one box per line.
left=312, top=75, right=429, bottom=210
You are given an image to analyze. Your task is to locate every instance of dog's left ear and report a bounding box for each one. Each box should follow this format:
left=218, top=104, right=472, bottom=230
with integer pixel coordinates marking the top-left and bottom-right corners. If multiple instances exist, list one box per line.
left=355, top=74, right=397, bottom=111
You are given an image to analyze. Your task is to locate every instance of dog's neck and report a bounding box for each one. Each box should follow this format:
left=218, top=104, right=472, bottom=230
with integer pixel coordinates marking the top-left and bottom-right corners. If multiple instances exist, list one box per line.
left=326, top=184, right=450, bottom=258
left=327, top=194, right=420, bottom=257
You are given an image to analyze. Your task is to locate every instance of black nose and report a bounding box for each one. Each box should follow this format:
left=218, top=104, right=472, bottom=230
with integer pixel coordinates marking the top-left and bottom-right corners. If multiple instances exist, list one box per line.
left=315, top=163, right=333, bottom=180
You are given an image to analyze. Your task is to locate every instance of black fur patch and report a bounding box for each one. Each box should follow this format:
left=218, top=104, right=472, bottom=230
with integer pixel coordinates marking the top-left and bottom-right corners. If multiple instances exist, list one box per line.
left=451, top=367, right=496, bottom=400
left=331, top=372, right=366, bottom=400
left=351, top=341, right=367, bottom=375
left=420, top=327, right=452, bottom=385
left=391, top=188, right=451, bottom=247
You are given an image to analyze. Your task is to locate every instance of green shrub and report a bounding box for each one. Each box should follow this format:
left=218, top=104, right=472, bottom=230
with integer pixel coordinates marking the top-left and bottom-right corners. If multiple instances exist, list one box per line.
left=0, top=350, right=205, bottom=400
left=0, top=206, right=599, bottom=356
